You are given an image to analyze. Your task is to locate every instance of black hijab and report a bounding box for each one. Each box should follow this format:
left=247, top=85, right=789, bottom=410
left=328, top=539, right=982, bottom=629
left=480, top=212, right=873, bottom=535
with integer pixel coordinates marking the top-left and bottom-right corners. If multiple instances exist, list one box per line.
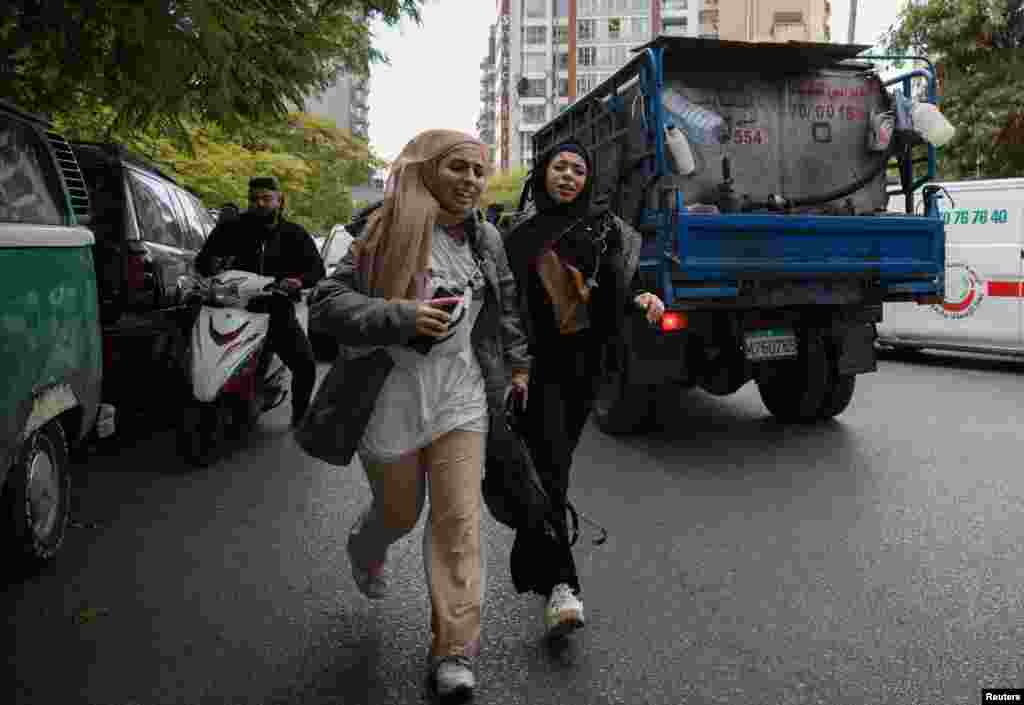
left=506, top=141, right=631, bottom=349
left=507, top=141, right=607, bottom=290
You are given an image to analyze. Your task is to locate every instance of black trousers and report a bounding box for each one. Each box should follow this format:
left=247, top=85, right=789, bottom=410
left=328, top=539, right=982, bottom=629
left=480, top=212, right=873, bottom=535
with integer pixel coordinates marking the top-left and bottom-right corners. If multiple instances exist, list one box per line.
left=249, top=296, right=316, bottom=422
left=510, top=330, right=600, bottom=597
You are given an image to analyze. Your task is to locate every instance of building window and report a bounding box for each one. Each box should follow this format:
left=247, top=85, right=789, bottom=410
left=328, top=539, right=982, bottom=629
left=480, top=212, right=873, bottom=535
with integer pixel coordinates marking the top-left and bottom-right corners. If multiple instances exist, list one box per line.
left=522, top=104, right=547, bottom=124
left=578, top=19, right=596, bottom=42
left=520, top=131, right=534, bottom=164
left=519, top=77, right=546, bottom=97
left=608, top=18, right=621, bottom=40
left=578, top=0, right=594, bottom=16
left=578, top=46, right=597, bottom=67
left=662, top=0, right=687, bottom=10
left=662, top=17, right=688, bottom=35
left=598, top=46, right=627, bottom=67
left=553, top=25, right=569, bottom=43
left=631, top=17, right=649, bottom=37
left=774, top=10, right=804, bottom=24
left=553, top=0, right=569, bottom=17
left=525, top=0, right=546, bottom=18
left=525, top=26, right=547, bottom=44
left=524, top=52, right=547, bottom=74
left=557, top=78, right=569, bottom=97
left=576, top=73, right=598, bottom=96
left=557, top=51, right=569, bottom=70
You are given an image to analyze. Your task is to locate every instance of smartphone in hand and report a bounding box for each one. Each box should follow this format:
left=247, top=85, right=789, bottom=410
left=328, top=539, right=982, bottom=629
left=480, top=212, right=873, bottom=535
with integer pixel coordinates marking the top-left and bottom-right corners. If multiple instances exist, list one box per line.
left=428, top=296, right=461, bottom=314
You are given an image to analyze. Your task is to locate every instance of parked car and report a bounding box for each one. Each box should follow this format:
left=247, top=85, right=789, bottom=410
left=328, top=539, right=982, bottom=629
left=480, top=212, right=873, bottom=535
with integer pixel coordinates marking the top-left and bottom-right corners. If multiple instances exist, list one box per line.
left=1, top=99, right=103, bottom=570
left=69, top=142, right=215, bottom=417
left=320, top=222, right=354, bottom=279
left=878, top=178, right=1024, bottom=356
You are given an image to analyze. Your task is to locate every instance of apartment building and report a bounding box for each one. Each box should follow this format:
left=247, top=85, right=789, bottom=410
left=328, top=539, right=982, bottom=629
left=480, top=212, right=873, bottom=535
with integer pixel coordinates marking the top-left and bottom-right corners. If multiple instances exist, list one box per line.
left=303, top=71, right=371, bottom=140
left=479, top=0, right=831, bottom=171
left=477, top=24, right=499, bottom=165
left=712, top=0, right=831, bottom=42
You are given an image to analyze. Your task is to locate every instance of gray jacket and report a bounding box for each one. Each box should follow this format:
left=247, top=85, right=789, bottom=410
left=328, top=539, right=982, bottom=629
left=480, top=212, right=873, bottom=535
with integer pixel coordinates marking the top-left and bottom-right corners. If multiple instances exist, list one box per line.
left=309, top=218, right=531, bottom=434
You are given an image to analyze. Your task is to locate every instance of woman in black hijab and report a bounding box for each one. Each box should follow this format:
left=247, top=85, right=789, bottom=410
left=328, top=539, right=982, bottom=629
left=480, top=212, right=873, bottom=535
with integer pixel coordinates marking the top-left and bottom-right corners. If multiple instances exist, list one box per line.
left=504, top=141, right=664, bottom=639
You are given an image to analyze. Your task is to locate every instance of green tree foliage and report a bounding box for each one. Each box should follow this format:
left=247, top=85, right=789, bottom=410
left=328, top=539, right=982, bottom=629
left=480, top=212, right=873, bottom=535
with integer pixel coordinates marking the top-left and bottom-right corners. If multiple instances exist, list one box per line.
left=56, top=109, right=383, bottom=235
left=886, top=0, right=1024, bottom=178
left=2, top=1, right=423, bottom=138
left=481, top=167, right=530, bottom=210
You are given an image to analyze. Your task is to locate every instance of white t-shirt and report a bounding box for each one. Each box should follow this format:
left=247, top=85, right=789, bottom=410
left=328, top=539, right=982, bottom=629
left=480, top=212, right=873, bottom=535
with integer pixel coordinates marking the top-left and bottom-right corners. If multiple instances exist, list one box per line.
left=359, top=226, right=489, bottom=463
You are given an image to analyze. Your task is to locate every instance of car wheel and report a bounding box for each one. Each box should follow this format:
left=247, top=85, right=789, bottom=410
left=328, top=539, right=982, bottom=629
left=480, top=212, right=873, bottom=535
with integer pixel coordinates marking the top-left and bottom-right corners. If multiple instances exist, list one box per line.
left=3, top=420, right=71, bottom=569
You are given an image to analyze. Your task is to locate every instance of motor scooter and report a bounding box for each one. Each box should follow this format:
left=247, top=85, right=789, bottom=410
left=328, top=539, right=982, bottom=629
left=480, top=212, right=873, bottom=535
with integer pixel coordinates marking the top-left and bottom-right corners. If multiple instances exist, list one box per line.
left=177, top=267, right=308, bottom=467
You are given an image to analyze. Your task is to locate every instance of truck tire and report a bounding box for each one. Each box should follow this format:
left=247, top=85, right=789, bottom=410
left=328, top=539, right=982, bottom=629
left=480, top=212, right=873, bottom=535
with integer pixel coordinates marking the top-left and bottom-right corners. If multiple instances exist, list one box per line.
left=756, top=329, right=831, bottom=423
left=593, top=368, right=656, bottom=435
left=818, top=373, right=856, bottom=420
left=3, top=420, right=71, bottom=568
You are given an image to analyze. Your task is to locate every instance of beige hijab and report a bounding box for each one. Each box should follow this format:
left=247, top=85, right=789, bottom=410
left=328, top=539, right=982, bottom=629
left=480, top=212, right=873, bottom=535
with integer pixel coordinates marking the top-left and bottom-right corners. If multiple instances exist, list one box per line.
left=352, top=129, right=490, bottom=300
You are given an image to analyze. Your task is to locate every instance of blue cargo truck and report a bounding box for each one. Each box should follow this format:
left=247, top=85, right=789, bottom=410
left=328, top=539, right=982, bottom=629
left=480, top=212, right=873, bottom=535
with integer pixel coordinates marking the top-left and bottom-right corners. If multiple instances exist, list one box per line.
left=522, top=37, right=947, bottom=434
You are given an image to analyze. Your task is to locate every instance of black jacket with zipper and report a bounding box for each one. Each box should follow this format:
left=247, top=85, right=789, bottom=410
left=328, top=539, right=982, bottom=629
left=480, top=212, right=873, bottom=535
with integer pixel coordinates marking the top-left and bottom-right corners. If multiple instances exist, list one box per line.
left=195, top=211, right=325, bottom=286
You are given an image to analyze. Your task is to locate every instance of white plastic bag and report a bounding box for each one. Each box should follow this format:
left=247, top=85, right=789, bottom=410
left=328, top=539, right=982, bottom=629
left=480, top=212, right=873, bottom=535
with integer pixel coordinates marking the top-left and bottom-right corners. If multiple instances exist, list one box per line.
left=911, top=102, right=955, bottom=147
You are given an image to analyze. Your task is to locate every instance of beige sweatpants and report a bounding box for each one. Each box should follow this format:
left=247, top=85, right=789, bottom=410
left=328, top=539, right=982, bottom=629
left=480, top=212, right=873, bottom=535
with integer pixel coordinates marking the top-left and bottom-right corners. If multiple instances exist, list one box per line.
left=353, top=429, right=486, bottom=659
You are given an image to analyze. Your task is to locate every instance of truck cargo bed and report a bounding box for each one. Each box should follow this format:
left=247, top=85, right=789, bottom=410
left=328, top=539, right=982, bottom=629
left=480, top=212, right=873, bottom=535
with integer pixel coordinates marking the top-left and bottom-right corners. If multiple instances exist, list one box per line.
left=662, top=212, right=943, bottom=303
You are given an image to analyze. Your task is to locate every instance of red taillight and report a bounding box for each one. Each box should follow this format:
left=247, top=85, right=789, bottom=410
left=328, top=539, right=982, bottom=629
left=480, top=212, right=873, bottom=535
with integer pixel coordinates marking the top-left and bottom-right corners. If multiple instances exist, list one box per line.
left=660, top=312, right=687, bottom=332
left=125, top=252, right=146, bottom=290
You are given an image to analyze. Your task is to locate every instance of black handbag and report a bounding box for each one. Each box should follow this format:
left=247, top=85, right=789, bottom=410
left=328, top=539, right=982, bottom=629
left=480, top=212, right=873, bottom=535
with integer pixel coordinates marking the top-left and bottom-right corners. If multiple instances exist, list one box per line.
left=483, top=397, right=587, bottom=547
left=294, top=348, right=394, bottom=466
left=482, top=400, right=550, bottom=532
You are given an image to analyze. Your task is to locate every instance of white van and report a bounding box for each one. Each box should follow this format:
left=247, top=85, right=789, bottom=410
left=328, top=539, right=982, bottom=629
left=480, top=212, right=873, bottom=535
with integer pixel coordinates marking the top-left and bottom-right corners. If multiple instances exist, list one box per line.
left=877, top=178, right=1024, bottom=355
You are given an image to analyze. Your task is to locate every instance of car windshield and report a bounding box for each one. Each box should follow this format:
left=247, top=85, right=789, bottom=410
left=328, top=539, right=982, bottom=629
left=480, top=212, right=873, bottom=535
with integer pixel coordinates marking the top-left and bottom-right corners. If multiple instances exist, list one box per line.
left=323, top=228, right=353, bottom=266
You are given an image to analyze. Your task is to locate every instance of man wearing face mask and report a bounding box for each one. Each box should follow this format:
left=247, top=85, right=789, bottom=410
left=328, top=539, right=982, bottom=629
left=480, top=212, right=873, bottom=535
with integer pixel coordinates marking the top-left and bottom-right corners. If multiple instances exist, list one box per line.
left=195, top=176, right=326, bottom=427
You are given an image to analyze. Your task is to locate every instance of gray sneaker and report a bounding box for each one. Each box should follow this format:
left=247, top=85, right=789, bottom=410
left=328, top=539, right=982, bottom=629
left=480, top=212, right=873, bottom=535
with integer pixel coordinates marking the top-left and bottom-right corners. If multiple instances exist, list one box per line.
left=346, top=518, right=388, bottom=600
left=545, top=583, right=584, bottom=639
left=430, top=655, right=475, bottom=700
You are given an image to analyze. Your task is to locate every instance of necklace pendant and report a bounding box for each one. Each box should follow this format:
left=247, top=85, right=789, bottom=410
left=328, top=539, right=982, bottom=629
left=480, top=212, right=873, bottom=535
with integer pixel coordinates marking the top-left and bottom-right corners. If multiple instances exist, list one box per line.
left=585, top=275, right=599, bottom=289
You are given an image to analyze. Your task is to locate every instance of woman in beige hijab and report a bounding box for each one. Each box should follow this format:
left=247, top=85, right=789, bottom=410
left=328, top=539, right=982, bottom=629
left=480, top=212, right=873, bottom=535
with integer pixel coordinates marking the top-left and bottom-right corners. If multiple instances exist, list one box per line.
left=310, top=129, right=530, bottom=699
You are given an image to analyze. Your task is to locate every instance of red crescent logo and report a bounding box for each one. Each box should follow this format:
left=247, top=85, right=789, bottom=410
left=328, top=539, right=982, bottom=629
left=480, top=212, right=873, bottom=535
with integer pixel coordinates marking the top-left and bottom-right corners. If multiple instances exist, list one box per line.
left=942, top=286, right=976, bottom=313
left=208, top=317, right=251, bottom=347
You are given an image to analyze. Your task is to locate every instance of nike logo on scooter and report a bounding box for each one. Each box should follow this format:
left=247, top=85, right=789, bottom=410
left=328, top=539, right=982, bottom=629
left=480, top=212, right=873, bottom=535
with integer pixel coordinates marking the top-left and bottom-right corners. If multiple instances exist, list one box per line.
left=209, top=317, right=251, bottom=347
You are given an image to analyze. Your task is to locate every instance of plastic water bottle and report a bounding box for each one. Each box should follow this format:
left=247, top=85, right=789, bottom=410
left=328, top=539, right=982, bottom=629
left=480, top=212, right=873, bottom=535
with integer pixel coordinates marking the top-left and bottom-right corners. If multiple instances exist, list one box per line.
left=664, top=122, right=696, bottom=176
left=661, top=87, right=727, bottom=146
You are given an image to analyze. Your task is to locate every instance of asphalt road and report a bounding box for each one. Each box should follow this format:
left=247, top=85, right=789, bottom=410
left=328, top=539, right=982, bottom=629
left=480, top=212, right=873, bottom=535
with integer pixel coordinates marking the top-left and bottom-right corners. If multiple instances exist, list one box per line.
left=4, top=350, right=1023, bottom=705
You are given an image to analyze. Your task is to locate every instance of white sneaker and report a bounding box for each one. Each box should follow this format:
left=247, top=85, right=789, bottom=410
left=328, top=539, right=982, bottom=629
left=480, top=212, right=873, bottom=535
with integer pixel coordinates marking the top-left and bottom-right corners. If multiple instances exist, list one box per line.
left=545, top=583, right=584, bottom=638
left=430, top=655, right=475, bottom=699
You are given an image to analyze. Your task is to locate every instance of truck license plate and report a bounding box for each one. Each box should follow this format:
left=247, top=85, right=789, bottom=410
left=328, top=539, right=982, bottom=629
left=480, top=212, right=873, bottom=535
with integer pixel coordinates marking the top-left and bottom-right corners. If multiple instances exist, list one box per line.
left=744, top=329, right=798, bottom=361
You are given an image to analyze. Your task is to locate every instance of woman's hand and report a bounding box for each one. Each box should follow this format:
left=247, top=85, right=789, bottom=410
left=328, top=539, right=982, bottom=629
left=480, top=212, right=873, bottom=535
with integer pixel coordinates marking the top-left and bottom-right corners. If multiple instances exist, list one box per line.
left=634, top=292, right=665, bottom=325
left=415, top=302, right=450, bottom=338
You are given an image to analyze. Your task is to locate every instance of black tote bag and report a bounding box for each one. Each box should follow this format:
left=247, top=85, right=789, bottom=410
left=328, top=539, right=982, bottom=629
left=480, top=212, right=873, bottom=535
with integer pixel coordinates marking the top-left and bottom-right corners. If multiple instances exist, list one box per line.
left=294, top=348, right=394, bottom=466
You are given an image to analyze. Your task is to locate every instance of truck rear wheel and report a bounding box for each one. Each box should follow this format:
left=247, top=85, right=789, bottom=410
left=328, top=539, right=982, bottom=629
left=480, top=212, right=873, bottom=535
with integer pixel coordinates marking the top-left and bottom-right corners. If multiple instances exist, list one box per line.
left=817, top=373, right=856, bottom=419
left=593, top=368, right=656, bottom=436
left=756, top=330, right=831, bottom=423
